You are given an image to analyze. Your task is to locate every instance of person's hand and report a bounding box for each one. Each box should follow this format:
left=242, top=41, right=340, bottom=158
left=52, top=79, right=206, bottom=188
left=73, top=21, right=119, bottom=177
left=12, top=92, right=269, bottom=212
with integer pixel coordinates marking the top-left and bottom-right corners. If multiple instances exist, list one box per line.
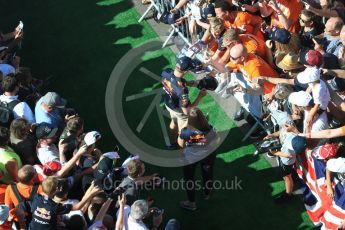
left=269, top=149, right=279, bottom=155
left=14, top=30, right=23, bottom=39
left=170, top=8, right=178, bottom=13
left=327, top=185, right=334, bottom=199
left=321, top=68, right=331, bottom=75
left=283, top=123, right=298, bottom=133
left=118, top=194, right=126, bottom=207
left=268, top=0, right=280, bottom=12
left=313, top=38, right=323, bottom=51
left=265, top=40, right=273, bottom=49
left=175, top=16, right=186, bottom=25
left=91, top=148, right=102, bottom=159
left=152, top=209, right=164, bottom=229
left=89, top=183, right=102, bottom=196
left=264, top=134, right=275, bottom=140
left=65, top=114, right=77, bottom=121
left=76, top=145, right=88, bottom=156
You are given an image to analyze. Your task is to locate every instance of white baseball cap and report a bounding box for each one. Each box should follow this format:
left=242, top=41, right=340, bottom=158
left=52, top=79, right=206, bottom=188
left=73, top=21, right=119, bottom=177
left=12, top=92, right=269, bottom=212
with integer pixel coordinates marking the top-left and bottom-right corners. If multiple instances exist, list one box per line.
left=327, top=158, right=345, bottom=173
left=84, top=131, right=101, bottom=146
left=297, top=67, right=320, bottom=84
left=288, top=91, right=312, bottom=107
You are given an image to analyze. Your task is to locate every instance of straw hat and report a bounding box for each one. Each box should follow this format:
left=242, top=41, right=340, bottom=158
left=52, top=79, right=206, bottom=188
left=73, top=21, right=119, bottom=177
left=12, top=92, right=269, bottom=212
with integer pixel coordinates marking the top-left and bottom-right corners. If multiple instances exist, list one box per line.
left=276, top=52, right=303, bottom=71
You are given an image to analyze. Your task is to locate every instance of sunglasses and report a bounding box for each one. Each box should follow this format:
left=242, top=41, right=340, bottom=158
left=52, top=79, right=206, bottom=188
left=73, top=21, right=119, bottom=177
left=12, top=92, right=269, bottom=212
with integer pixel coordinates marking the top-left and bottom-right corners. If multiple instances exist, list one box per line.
left=299, top=16, right=311, bottom=23
left=229, top=55, right=241, bottom=61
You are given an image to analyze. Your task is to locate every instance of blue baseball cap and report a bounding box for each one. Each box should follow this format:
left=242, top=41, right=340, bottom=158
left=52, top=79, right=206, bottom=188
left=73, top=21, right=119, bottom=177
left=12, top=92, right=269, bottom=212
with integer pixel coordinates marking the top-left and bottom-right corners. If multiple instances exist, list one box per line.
left=268, top=27, right=291, bottom=44
left=203, top=4, right=216, bottom=18
left=176, top=56, right=193, bottom=71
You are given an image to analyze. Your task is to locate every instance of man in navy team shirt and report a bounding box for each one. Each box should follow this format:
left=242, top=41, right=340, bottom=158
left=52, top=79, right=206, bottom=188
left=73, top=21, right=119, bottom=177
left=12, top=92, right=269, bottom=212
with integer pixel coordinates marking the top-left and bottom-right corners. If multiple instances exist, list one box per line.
left=161, top=56, right=207, bottom=149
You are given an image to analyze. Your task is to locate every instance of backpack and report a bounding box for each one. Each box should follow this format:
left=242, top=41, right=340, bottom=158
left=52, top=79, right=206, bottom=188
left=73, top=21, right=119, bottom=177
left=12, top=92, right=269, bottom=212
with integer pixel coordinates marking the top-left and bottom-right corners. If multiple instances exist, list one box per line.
left=0, top=100, right=20, bottom=127
left=11, top=183, right=38, bottom=225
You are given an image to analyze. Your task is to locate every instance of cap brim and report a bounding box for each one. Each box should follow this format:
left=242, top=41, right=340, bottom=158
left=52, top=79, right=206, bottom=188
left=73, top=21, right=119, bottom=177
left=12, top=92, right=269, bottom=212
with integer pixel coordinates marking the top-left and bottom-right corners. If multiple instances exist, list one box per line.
left=277, top=62, right=303, bottom=71
left=103, top=152, right=120, bottom=159
left=0, top=47, right=8, bottom=53
left=45, top=128, right=58, bottom=139
left=55, top=98, right=67, bottom=108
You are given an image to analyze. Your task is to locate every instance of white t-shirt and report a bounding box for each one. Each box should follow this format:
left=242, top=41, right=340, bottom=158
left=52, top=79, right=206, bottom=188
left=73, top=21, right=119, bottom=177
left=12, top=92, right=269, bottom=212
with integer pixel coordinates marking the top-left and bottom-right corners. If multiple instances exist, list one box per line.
left=311, top=80, right=330, bottom=110
left=37, top=144, right=60, bottom=164
left=303, top=110, right=329, bottom=133
left=0, top=95, right=35, bottom=123
left=127, top=216, right=149, bottom=230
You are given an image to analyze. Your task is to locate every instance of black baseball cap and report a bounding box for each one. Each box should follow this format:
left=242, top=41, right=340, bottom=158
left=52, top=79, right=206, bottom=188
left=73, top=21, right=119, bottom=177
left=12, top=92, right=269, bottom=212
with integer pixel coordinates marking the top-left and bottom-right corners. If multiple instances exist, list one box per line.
left=93, top=157, right=114, bottom=186
left=36, top=122, right=58, bottom=139
left=167, top=12, right=180, bottom=25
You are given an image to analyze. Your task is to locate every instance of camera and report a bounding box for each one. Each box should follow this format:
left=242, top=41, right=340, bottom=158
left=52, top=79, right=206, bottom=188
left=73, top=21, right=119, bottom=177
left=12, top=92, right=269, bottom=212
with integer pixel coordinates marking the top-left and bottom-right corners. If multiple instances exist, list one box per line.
left=254, top=138, right=282, bottom=156
left=106, top=186, right=126, bottom=199
left=150, top=207, right=164, bottom=217
left=94, top=156, right=125, bottom=192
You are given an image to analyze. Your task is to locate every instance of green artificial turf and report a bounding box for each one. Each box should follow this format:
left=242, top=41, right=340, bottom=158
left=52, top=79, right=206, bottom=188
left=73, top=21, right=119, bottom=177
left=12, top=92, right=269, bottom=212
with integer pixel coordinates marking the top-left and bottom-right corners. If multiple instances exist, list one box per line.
left=1, top=0, right=313, bottom=229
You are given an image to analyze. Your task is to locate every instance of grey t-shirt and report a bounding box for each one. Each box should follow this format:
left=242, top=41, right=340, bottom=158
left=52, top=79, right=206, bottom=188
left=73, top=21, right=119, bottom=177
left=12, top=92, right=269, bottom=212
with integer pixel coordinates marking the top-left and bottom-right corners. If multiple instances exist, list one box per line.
left=280, top=132, right=297, bottom=166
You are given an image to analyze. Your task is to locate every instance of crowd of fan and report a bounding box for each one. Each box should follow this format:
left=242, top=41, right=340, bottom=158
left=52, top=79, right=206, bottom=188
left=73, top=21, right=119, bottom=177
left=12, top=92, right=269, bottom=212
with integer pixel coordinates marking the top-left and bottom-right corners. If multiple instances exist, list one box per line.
left=1, top=0, right=345, bottom=229
left=157, top=0, right=345, bottom=224
left=0, top=19, right=183, bottom=230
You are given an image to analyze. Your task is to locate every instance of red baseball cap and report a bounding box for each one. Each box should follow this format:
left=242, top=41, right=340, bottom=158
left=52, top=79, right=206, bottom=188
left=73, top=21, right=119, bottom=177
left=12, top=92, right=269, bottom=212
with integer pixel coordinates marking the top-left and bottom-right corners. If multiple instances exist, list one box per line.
left=299, top=50, right=323, bottom=67
left=43, top=161, right=62, bottom=176
left=312, top=143, right=338, bottom=160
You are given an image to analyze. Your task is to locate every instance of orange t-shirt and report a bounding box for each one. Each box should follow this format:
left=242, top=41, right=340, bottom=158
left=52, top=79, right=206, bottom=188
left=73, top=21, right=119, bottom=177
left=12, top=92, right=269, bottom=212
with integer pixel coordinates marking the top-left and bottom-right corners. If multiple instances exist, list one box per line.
left=232, top=12, right=265, bottom=41
left=238, top=34, right=266, bottom=61
left=226, top=53, right=278, bottom=94
left=4, top=183, right=43, bottom=210
left=268, top=0, right=302, bottom=33
left=223, top=12, right=265, bottom=41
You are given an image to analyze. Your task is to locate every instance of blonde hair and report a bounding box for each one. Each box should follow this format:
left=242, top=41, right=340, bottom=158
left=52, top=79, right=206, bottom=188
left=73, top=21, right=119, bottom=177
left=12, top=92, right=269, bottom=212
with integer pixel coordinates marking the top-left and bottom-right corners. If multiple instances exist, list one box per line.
left=42, top=176, right=58, bottom=197
left=223, top=29, right=238, bottom=41
left=209, top=17, right=224, bottom=34
left=275, top=33, right=300, bottom=55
